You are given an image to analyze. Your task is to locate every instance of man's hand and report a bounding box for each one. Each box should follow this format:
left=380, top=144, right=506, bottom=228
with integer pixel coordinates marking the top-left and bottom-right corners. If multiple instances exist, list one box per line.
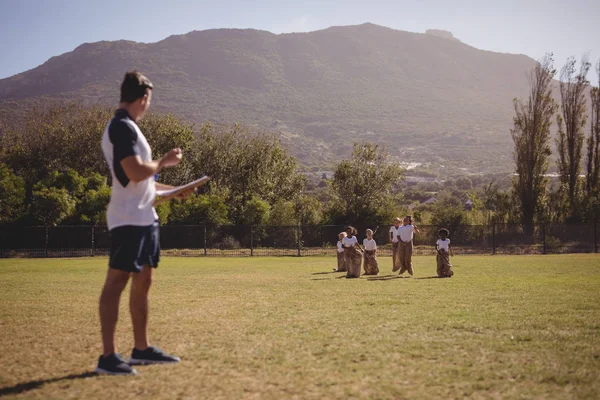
left=120, top=148, right=183, bottom=183
left=160, top=148, right=183, bottom=168
left=175, top=188, right=196, bottom=200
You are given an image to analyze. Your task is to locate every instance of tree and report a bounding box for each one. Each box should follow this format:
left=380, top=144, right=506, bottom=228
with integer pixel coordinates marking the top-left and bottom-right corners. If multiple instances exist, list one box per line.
left=138, top=113, right=196, bottom=186
left=38, top=169, right=88, bottom=201
left=0, top=102, right=198, bottom=206
left=555, top=55, right=591, bottom=220
left=511, top=54, right=558, bottom=236
left=269, top=200, right=297, bottom=226
left=0, top=163, right=26, bottom=224
left=76, top=173, right=111, bottom=225
left=456, top=177, right=473, bottom=190
left=154, top=203, right=171, bottom=225
left=329, top=143, right=404, bottom=225
left=78, top=185, right=111, bottom=225
left=25, top=169, right=112, bottom=225
left=430, top=205, right=469, bottom=239
left=1, top=103, right=307, bottom=227
left=269, top=200, right=300, bottom=247
left=585, top=61, right=600, bottom=198
left=294, top=194, right=323, bottom=226
left=191, top=124, right=305, bottom=223
left=1, top=103, right=112, bottom=203
left=481, top=182, right=513, bottom=224
left=169, top=194, right=229, bottom=226
left=30, top=187, right=77, bottom=226
left=270, top=195, right=323, bottom=226
left=240, top=196, right=270, bottom=226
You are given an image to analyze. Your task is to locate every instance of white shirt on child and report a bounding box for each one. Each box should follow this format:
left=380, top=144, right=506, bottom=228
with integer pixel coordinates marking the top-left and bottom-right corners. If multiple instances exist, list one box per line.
left=437, top=238, right=450, bottom=252
left=337, top=240, right=344, bottom=253
left=363, top=238, right=377, bottom=251
left=398, top=225, right=415, bottom=242
left=389, top=226, right=401, bottom=243
left=342, top=236, right=358, bottom=247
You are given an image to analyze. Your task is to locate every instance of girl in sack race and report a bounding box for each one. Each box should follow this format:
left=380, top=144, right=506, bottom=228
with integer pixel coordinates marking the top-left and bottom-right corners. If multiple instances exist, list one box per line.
left=362, top=228, right=379, bottom=275
left=342, top=226, right=363, bottom=278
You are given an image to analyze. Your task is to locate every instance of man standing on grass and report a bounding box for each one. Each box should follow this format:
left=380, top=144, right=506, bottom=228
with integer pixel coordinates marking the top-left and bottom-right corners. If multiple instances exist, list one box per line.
left=97, top=71, right=188, bottom=375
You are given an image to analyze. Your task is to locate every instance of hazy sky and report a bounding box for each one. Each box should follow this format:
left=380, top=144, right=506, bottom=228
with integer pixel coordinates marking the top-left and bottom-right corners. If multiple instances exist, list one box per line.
left=0, top=0, right=598, bottom=80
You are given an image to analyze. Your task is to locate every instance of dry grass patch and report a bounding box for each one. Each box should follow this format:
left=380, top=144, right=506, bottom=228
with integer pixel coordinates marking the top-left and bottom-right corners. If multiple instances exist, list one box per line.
left=0, top=255, right=599, bottom=399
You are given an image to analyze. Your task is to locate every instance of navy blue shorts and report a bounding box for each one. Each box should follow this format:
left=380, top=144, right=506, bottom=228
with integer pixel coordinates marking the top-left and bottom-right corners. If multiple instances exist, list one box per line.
left=109, top=221, right=160, bottom=273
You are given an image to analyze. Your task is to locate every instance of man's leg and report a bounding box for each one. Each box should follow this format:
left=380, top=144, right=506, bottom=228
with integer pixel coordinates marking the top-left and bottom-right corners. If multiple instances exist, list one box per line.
left=130, top=265, right=153, bottom=351
left=99, top=268, right=130, bottom=357
left=128, top=264, right=180, bottom=365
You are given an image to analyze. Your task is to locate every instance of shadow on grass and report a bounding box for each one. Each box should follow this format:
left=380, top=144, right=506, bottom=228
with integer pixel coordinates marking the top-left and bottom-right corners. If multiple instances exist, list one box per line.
left=0, top=371, right=97, bottom=396
left=416, top=276, right=443, bottom=280
left=366, top=274, right=412, bottom=281
left=310, top=274, right=354, bottom=280
left=311, top=271, right=341, bottom=275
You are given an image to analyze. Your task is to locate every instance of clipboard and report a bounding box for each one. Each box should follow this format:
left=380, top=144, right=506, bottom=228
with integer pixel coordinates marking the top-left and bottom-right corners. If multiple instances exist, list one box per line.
left=153, top=176, right=211, bottom=206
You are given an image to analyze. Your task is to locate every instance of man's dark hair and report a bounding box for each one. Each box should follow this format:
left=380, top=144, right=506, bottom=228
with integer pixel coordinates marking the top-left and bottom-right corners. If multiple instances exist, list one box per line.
left=120, top=71, right=153, bottom=103
left=439, top=228, right=449, bottom=236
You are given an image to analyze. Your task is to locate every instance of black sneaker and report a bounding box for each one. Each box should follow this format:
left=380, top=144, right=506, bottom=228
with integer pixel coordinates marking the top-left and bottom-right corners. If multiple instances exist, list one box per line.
left=95, top=353, right=138, bottom=375
left=129, top=346, right=181, bottom=365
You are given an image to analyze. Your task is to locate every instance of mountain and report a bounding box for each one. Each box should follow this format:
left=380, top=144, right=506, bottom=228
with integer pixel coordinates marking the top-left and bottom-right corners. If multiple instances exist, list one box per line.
left=0, top=23, right=537, bottom=174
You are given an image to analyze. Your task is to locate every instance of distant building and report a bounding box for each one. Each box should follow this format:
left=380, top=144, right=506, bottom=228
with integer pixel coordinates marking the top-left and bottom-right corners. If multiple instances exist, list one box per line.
left=422, top=197, right=437, bottom=205
left=464, top=199, right=474, bottom=211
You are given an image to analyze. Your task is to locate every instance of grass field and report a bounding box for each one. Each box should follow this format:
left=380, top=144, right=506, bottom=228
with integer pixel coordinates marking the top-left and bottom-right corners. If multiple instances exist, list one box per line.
left=0, top=255, right=599, bottom=399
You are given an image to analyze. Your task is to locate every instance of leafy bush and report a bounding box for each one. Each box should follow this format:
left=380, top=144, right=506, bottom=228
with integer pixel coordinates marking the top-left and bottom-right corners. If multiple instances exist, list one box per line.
left=545, top=236, right=562, bottom=253
left=216, top=235, right=241, bottom=250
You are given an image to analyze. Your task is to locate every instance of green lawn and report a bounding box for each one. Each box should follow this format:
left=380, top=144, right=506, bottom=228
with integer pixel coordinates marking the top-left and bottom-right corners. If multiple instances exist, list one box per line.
left=0, top=255, right=599, bottom=399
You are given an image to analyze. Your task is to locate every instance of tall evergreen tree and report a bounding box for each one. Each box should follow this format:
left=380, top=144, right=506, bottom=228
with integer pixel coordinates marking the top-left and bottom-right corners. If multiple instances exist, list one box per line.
left=586, top=61, right=600, bottom=196
left=511, top=54, right=558, bottom=235
left=555, top=55, right=591, bottom=220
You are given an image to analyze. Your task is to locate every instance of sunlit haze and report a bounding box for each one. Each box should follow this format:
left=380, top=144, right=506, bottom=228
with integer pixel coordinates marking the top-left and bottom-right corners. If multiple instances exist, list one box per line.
left=0, top=0, right=598, bottom=80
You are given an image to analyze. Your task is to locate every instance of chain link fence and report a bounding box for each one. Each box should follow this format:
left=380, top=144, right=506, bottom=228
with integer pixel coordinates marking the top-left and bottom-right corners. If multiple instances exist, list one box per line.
left=0, top=223, right=598, bottom=258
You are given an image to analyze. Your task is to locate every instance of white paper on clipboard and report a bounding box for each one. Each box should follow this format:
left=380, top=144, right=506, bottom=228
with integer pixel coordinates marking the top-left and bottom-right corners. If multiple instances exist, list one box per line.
left=155, top=176, right=210, bottom=197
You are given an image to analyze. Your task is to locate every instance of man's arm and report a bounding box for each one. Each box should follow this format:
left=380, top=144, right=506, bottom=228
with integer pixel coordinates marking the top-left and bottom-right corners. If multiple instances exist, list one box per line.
left=155, top=182, right=174, bottom=190
left=154, top=181, right=195, bottom=199
left=110, top=119, right=182, bottom=183
left=120, top=149, right=182, bottom=183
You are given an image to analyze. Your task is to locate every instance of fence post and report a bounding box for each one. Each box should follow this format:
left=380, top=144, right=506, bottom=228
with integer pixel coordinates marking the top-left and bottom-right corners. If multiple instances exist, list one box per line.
left=542, top=223, right=546, bottom=255
left=45, top=226, right=49, bottom=258
left=203, top=225, right=207, bottom=256
left=492, top=223, right=496, bottom=255
left=320, top=227, right=323, bottom=248
left=297, top=225, right=301, bottom=257
left=91, top=226, right=95, bottom=257
left=594, top=222, right=598, bottom=253
left=250, top=226, right=254, bottom=257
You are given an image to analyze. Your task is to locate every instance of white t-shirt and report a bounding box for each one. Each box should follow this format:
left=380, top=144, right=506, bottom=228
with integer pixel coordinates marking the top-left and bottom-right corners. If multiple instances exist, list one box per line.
left=337, top=240, right=344, bottom=253
left=398, top=225, right=415, bottom=242
left=363, top=238, right=377, bottom=251
left=389, top=226, right=401, bottom=243
left=437, top=238, right=450, bottom=252
left=102, top=109, right=158, bottom=230
left=342, top=236, right=358, bottom=248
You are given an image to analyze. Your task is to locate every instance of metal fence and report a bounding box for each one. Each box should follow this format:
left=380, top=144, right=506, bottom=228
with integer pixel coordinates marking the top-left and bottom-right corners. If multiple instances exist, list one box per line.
left=0, top=223, right=598, bottom=258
